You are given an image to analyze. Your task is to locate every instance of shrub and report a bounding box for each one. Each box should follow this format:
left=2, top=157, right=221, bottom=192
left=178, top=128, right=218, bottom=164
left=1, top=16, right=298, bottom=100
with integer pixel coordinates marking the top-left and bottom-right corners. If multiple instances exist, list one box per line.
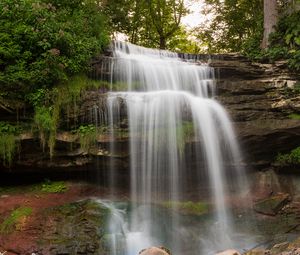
left=30, top=76, right=107, bottom=157
left=243, top=10, right=300, bottom=72
left=266, top=11, right=300, bottom=71
left=0, top=0, right=110, bottom=99
left=76, top=124, right=97, bottom=152
left=41, top=180, right=68, bottom=193
left=288, top=113, right=300, bottom=120
left=276, top=147, right=300, bottom=165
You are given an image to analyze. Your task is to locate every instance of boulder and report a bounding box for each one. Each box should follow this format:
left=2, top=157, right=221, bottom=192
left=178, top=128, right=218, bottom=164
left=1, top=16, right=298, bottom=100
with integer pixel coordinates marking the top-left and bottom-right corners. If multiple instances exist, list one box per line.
left=42, top=199, right=111, bottom=255
left=287, top=237, right=300, bottom=251
left=244, top=248, right=266, bottom=255
left=245, top=237, right=300, bottom=255
left=270, top=242, right=290, bottom=254
left=0, top=199, right=111, bottom=255
left=215, top=249, right=241, bottom=255
left=253, top=193, right=290, bottom=216
left=139, top=247, right=171, bottom=255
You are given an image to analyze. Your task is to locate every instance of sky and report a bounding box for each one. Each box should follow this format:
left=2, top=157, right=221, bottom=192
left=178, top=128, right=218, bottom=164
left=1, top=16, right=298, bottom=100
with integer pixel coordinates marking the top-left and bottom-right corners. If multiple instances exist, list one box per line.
left=182, top=0, right=213, bottom=29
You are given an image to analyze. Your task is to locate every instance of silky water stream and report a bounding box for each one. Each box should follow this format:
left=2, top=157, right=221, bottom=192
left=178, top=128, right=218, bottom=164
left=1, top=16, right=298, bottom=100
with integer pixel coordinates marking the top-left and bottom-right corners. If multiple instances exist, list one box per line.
left=93, top=42, right=256, bottom=255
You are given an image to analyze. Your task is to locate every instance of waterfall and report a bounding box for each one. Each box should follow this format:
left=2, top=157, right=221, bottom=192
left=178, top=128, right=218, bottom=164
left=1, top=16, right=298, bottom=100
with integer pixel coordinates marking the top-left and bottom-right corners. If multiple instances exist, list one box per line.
left=102, top=41, right=246, bottom=255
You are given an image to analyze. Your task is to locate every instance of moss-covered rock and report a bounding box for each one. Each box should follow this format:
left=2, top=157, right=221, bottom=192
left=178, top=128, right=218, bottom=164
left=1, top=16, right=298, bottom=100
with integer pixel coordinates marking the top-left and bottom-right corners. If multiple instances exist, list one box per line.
left=40, top=199, right=111, bottom=255
left=244, top=249, right=265, bottom=255
left=253, top=193, right=290, bottom=216
left=161, top=201, right=209, bottom=216
left=0, top=206, right=32, bottom=233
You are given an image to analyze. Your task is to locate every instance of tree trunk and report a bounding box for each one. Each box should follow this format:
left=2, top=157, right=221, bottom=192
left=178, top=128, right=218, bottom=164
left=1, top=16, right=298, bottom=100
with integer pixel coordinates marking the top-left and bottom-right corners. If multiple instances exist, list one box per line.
left=159, top=36, right=166, bottom=50
left=262, top=0, right=278, bottom=49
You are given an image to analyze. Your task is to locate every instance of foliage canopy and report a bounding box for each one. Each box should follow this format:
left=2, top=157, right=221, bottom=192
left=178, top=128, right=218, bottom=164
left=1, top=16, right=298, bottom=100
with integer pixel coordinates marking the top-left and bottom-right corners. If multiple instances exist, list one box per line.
left=266, top=10, right=300, bottom=70
left=194, top=0, right=264, bottom=53
left=104, top=0, right=189, bottom=50
left=0, top=0, right=109, bottom=99
left=194, top=0, right=300, bottom=71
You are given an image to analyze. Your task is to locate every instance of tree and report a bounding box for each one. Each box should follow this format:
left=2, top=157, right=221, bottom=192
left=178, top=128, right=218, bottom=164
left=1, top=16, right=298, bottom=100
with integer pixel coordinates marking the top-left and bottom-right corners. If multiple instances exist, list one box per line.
left=104, top=0, right=143, bottom=44
left=145, top=0, right=188, bottom=49
left=195, top=0, right=264, bottom=53
left=104, top=0, right=188, bottom=49
left=266, top=8, right=300, bottom=70
left=261, top=0, right=279, bottom=48
left=168, top=26, right=201, bottom=53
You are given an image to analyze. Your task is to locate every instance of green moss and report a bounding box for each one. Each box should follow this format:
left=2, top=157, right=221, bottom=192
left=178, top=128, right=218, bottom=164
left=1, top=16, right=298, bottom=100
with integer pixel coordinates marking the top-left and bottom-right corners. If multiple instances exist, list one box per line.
left=276, top=146, right=300, bottom=166
left=283, top=82, right=300, bottom=97
left=176, top=121, right=194, bottom=154
left=34, top=106, right=59, bottom=157
left=31, top=75, right=139, bottom=158
left=0, top=133, right=16, bottom=167
left=41, top=200, right=111, bottom=253
left=162, top=201, right=209, bottom=216
left=253, top=194, right=289, bottom=216
left=41, top=180, right=68, bottom=193
left=31, top=75, right=107, bottom=157
left=58, top=75, right=104, bottom=103
left=1, top=207, right=32, bottom=233
left=288, top=113, right=300, bottom=120
left=76, top=124, right=97, bottom=152
left=0, top=122, right=19, bottom=167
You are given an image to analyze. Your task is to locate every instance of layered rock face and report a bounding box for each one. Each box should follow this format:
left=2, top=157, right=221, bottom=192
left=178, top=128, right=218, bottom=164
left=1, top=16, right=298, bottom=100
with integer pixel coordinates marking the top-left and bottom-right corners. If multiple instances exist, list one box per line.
left=87, top=54, right=300, bottom=168
left=210, top=54, right=300, bottom=168
left=1, top=54, right=299, bottom=171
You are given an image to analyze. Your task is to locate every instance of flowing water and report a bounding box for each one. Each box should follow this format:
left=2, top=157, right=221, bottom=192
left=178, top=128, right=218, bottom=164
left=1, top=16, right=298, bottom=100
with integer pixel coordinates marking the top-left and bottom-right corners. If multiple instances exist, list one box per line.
left=98, top=42, right=248, bottom=254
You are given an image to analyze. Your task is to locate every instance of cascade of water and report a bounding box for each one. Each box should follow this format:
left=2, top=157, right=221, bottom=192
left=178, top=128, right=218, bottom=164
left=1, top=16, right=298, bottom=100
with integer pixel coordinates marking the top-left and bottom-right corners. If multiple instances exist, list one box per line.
left=101, top=41, right=245, bottom=255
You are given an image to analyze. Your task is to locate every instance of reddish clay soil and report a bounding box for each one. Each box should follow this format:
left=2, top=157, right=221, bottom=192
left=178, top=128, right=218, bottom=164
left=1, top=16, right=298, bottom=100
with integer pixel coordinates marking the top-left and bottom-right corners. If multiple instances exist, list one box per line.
left=0, top=182, right=111, bottom=255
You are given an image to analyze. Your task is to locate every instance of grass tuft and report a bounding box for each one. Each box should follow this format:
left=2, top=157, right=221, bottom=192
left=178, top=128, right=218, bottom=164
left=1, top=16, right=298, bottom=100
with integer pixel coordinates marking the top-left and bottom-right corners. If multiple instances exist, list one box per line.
left=0, top=207, right=32, bottom=233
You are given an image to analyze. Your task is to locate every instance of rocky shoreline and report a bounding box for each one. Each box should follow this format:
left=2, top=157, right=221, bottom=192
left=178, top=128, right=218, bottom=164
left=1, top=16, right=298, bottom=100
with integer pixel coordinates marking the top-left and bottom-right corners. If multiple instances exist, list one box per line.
left=0, top=180, right=299, bottom=255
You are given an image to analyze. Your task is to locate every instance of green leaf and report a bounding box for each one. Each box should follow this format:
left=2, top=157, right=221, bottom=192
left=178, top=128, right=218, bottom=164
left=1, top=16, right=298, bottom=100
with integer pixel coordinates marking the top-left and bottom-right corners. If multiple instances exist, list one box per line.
left=285, top=33, right=293, bottom=44
left=295, top=37, right=300, bottom=46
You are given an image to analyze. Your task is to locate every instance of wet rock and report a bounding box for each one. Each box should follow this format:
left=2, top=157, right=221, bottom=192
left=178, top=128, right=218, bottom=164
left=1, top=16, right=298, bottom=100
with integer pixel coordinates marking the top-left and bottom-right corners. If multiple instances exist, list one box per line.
left=244, top=248, right=266, bottom=255
left=270, top=242, right=289, bottom=254
left=287, top=237, right=300, bottom=251
left=215, top=249, right=241, bottom=255
left=40, top=199, right=110, bottom=255
left=212, top=58, right=300, bottom=167
left=1, top=55, right=299, bottom=173
left=139, top=247, right=171, bottom=255
left=253, top=193, right=290, bottom=216
left=246, top=237, right=300, bottom=255
left=251, top=169, right=296, bottom=201
left=88, top=55, right=300, bottom=168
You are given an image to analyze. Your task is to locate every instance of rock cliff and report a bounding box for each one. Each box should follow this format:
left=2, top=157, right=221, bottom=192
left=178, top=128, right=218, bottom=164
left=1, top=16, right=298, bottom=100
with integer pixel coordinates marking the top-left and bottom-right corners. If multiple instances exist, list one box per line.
left=1, top=54, right=299, bottom=172
left=210, top=54, right=300, bottom=168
